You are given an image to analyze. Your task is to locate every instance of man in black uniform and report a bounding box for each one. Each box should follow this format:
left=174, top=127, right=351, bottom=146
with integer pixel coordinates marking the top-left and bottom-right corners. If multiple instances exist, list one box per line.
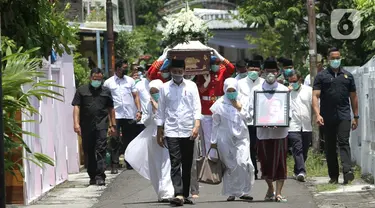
left=312, top=48, right=359, bottom=184
left=72, top=68, right=116, bottom=186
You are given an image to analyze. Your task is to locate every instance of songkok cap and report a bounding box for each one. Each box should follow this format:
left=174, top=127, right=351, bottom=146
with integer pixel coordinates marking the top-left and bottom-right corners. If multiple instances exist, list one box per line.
left=170, top=59, right=185, bottom=68
left=236, top=60, right=247, bottom=68
left=283, top=59, right=293, bottom=67
left=263, top=59, right=278, bottom=69
left=247, top=60, right=261, bottom=68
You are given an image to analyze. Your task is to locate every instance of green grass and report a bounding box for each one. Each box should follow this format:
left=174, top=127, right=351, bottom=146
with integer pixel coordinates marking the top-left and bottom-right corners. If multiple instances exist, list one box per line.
left=315, top=183, right=339, bottom=192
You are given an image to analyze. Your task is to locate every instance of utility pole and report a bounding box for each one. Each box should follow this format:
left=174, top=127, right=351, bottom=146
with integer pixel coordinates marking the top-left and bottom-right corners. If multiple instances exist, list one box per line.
left=0, top=14, right=6, bottom=208
left=307, top=0, right=319, bottom=151
left=106, top=0, right=115, bottom=76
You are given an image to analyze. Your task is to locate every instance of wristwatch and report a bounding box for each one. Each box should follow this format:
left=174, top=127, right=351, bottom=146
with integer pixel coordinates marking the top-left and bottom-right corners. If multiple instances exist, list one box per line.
left=354, top=115, right=360, bottom=119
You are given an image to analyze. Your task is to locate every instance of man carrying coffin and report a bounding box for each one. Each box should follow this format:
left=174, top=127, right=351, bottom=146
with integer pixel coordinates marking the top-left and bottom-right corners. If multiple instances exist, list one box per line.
left=196, top=48, right=235, bottom=158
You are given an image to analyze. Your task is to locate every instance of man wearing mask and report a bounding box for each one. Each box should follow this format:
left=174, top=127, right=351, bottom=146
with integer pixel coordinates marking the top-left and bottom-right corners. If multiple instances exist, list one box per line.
left=196, top=48, right=235, bottom=159
left=287, top=70, right=312, bottom=182
left=234, top=60, right=248, bottom=80
left=104, top=60, right=142, bottom=170
left=148, top=48, right=171, bottom=82
left=249, top=58, right=290, bottom=202
left=72, top=68, right=116, bottom=186
left=156, top=59, right=202, bottom=206
left=238, top=59, right=264, bottom=179
left=134, top=71, right=152, bottom=142
left=312, top=47, right=359, bottom=184
left=277, top=58, right=294, bottom=86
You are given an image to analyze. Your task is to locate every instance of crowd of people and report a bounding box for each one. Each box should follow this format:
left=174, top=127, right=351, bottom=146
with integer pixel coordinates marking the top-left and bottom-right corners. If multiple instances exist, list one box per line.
left=71, top=46, right=359, bottom=206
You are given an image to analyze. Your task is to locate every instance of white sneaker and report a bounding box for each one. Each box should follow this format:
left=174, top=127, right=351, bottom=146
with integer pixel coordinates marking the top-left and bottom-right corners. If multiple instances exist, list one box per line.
left=296, top=173, right=306, bottom=182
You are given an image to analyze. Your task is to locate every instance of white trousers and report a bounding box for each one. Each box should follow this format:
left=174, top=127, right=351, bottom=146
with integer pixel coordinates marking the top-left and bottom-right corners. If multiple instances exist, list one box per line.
left=201, top=115, right=218, bottom=159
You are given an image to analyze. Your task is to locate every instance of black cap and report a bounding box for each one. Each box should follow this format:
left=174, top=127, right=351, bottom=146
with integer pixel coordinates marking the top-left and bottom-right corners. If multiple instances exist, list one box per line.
left=263, top=59, right=278, bottom=69
left=236, top=60, right=247, bottom=68
left=247, top=60, right=261, bottom=67
left=253, top=55, right=264, bottom=62
left=170, top=59, right=185, bottom=68
left=283, top=59, right=293, bottom=67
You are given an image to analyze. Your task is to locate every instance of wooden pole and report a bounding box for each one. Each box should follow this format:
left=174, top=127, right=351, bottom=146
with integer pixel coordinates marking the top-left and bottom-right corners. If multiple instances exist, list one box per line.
left=106, top=0, right=115, bottom=76
left=307, top=0, right=320, bottom=151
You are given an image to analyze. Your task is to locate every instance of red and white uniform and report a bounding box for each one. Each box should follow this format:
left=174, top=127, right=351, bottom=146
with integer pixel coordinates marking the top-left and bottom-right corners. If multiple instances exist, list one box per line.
left=196, top=59, right=235, bottom=157
left=147, top=60, right=168, bottom=83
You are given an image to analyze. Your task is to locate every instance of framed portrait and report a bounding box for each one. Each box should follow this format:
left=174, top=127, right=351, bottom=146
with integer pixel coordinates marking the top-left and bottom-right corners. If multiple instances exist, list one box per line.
left=253, top=90, right=290, bottom=127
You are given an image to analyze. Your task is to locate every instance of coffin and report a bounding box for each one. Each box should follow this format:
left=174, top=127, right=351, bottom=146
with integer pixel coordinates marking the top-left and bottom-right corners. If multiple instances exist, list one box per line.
left=168, top=41, right=211, bottom=75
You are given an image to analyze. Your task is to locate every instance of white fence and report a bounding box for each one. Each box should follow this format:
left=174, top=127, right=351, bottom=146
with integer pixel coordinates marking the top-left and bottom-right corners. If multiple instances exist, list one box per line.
left=347, top=56, right=375, bottom=179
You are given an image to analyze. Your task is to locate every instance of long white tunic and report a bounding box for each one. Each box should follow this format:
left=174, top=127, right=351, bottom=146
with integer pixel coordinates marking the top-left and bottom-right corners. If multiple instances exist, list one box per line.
left=210, top=96, right=255, bottom=197
left=125, top=101, right=174, bottom=200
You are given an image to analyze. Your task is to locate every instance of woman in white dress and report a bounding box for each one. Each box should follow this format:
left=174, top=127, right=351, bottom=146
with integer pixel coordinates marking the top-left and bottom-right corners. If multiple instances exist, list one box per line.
left=125, top=79, right=174, bottom=202
left=210, top=78, right=255, bottom=201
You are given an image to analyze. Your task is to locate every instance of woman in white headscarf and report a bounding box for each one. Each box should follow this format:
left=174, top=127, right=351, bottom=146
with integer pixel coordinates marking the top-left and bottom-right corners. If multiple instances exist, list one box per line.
left=210, top=78, right=255, bottom=201
left=125, top=79, right=174, bottom=202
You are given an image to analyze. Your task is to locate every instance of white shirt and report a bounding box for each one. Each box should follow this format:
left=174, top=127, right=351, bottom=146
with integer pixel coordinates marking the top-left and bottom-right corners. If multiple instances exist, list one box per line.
left=135, top=79, right=150, bottom=124
left=250, top=82, right=290, bottom=140
left=238, top=77, right=265, bottom=125
left=103, top=75, right=138, bottom=119
left=289, top=85, right=312, bottom=132
left=304, top=74, right=311, bottom=86
left=156, top=79, right=202, bottom=138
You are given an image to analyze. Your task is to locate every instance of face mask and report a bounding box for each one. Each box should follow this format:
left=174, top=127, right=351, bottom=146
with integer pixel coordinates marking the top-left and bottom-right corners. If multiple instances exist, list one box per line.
left=284, top=68, right=293, bottom=77
left=226, top=91, right=238, bottom=100
left=248, top=71, right=259, bottom=81
left=171, top=73, right=184, bottom=82
left=291, top=82, right=300, bottom=91
left=239, top=72, right=247, bottom=78
left=151, top=93, right=159, bottom=102
left=211, top=65, right=220, bottom=72
left=161, top=72, right=170, bottom=79
left=91, top=80, right=102, bottom=88
left=330, top=59, right=341, bottom=69
left=265, top=73, right=276, bottom=84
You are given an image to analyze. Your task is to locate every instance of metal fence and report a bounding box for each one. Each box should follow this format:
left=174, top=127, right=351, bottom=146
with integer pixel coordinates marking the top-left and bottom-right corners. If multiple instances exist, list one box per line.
left=347, top=56, right=375, bottom=178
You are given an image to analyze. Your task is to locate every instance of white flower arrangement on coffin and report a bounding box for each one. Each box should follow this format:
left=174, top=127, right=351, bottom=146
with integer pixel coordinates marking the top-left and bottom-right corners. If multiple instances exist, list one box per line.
left=162, top=4, right=212, bottom=47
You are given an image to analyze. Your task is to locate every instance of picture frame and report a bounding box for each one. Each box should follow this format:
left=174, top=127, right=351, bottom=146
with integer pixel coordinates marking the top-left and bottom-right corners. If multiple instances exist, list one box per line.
left=253, top=90, right=290, bottom=127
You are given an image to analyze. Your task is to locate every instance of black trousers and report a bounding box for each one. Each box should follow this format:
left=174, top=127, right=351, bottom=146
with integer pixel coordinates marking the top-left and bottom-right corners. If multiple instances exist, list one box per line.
left=288, top=131, right=312, bottom=175
left=248, top=126, right=259, bottom=176
left=323, top=120, right=352, bottom=179
left=166, top=137, right=195, bottom=198
left=319, top=126, right=325, bottom=153
left=111, top=119, right=139, bottom=165
left=81, top=129, right=107, bottom=180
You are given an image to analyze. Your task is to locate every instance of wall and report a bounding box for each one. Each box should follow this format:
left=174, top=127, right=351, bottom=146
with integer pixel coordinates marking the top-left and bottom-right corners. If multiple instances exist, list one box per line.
left=22, top=52, right=79, bottom=205
left=346, top=56, right=375, bottom=178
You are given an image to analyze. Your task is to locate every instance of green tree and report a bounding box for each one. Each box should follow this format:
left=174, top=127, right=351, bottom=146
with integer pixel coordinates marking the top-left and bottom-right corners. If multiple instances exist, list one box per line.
left=73, top=53, right=91, bottom=88
left=0, top=0, right=79, bottom=58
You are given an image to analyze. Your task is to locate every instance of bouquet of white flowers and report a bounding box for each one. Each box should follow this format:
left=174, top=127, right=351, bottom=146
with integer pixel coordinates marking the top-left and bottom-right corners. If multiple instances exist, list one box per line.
left=162, top=5, right=211, bottom=47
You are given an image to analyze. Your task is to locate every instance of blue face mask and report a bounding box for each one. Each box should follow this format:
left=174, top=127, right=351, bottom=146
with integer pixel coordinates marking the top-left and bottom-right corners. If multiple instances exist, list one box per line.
left=291, top=82, right=300, bottom=91
left=226, top=91, right=238, bottom=100
left=330, top=59, right=341, bottom=69
left=211, top=65, right=220, bottom=72
left=91, top=80, right=102, bottom=88
left=151, top=93, right=159, bottom=102
left=248, top=71, right=259, bottom=80
left=284, top=68, right=294, bottom=77
left=161, top=72, right=170, bottom=79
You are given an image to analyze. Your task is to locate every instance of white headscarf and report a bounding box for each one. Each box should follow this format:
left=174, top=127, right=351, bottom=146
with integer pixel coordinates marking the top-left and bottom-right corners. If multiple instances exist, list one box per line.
left=148, top=79, right=163, bottom=90
left=223, top=78, right=239, bottom=103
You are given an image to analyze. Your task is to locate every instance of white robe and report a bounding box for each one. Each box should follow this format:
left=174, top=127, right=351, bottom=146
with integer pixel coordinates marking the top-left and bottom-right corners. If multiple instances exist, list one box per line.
left=210, top=96, right=255, bottom=197
left=125, top=102, right=174, bottom=200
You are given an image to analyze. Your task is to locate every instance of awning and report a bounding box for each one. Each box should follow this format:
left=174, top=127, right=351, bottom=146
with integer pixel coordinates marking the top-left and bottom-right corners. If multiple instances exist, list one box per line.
left=208, top=29, right=258, bottom=49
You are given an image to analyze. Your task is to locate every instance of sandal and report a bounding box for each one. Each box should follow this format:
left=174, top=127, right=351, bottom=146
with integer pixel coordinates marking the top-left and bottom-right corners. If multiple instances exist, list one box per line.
left=264, top=192, right=275, bottom=201
left=275, top=195, right=287, bottom=202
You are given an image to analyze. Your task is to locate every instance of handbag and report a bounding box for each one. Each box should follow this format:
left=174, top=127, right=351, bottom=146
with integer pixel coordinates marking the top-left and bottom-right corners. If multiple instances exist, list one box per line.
left=196, top=145, right=224, bottom=185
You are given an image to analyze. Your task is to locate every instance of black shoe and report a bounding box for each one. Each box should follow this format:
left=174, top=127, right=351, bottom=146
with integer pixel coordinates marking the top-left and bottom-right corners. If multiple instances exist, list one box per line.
left=343, top=171, right=355, bottom=184
left=111, top=164, right=119, bottom=174
left=126, top=162, right=133, bottom=170
left=170, top=197, right=184, bottom=206
left=227, top=196, right=235, bottom=201
left=158, top=198, right=170, bottom=203
left=89, top=179, right=96, bottom=185
left=240, top=195, right=253, bottom=201
left=329, top=178, right=338, bottom=184
left=255, top=175, right=258, bottom=180
left=96, top=179, right=106, bottom=186
left=184, top=197, right=195, bottom=205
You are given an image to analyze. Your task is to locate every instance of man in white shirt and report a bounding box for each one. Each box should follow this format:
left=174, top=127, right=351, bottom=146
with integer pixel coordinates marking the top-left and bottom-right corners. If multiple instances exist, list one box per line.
left=234, top=60, right=248, bottom=80
left=134, top=72, right=151, bottom=134
left=156, top=59, right=201, bottom=206
left=103, top=59, right=142, bottom=170
left=238, top=59, right=264, bottom=179
left=287, top=70, right=312, bottom=182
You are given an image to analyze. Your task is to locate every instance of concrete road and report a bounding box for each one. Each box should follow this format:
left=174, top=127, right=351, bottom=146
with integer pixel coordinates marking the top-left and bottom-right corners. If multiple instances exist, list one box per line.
left=92, top=170, right=317, bottom=208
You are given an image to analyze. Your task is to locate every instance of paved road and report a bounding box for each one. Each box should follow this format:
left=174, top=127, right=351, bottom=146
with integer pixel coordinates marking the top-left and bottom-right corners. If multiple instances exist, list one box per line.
left=92, top=169, right=317, bottom=208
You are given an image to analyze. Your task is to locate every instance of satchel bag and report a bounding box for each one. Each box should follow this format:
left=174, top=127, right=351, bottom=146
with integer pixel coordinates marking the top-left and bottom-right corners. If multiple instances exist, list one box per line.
left=196, top=145, right=224, bottom=185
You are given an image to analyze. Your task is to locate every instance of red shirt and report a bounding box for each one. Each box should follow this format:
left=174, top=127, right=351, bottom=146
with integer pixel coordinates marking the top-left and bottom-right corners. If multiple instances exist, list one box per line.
left=196, top=59, right=235, bottom=115
left=147, top=60, right=168, bottom=82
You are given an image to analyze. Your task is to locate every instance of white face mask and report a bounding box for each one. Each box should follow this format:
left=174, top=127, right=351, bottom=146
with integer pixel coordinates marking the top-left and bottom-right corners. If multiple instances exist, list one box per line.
left=265, top=73, right=276, bottom=84
left=171, top=73, right=184, bottom=82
